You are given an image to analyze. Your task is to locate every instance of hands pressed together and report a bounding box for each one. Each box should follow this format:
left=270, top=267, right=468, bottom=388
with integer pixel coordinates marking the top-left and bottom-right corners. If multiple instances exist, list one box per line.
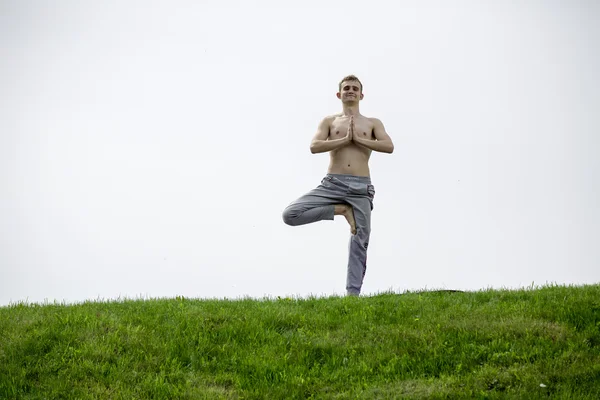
left=344, top=115, right=360, bottom=144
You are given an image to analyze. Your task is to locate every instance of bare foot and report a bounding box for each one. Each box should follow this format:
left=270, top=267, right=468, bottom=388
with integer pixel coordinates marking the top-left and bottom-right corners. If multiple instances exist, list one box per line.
left=334, top=204, right=356, bottom=235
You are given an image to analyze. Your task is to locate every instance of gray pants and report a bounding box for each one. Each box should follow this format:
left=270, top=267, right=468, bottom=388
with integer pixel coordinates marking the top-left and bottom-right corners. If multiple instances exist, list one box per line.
left=282, top=174, right=375, bottom=295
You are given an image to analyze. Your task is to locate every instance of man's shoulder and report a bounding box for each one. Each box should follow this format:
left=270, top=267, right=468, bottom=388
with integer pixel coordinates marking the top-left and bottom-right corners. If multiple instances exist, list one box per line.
left=366, top=116, right=386, bottom=128
left=366, top=116, right=383, bottom=123
left=317, top=113, right=342, bottom=127
left=322, top=113, right=343, bottom=121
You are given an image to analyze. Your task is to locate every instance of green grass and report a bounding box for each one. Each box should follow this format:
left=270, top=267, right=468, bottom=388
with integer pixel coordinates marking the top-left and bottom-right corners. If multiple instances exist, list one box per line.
left=1, top=283, right=599, bottom=399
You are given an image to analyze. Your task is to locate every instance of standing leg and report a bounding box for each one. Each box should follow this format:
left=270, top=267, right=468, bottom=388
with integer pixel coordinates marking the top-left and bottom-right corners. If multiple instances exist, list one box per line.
left=344, top=184, right=375, bottom=296
left=283, top=175, right=373, bottom=295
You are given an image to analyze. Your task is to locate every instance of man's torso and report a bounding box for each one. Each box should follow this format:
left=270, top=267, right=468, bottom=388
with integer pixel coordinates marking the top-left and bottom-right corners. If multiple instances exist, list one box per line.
left=326, top=114, right=375, bottom=177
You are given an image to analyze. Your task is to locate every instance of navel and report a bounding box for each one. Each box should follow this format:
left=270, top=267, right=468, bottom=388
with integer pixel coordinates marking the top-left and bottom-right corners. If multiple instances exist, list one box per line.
left=363, top=132, right=366, bottom=136
left=336, top=131, right=340, bottom=135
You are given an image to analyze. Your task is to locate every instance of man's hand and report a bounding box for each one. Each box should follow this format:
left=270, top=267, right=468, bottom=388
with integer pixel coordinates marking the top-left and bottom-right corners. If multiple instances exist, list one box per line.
left=351, top=116, right=362, bottom=141
left=351, top=115, right=365, bottom=142
left=345, top=115, right=354, bottom=144
left=310, top=115, right=352, bottom=154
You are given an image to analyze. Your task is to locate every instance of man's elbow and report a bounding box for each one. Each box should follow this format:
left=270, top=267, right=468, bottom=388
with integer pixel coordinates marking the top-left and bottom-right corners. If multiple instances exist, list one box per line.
left=384, top=141, right=394, bottom=154
left=310, top=140, right=323, bottom=154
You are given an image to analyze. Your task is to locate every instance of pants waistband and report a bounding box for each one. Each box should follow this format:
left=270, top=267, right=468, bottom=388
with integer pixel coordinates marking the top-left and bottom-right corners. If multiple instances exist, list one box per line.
left=326, top=173, right=372, bottom=184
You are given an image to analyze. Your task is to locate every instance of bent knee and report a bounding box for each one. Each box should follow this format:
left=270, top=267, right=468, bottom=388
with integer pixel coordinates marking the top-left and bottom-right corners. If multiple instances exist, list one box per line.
left=282, top=206, right=300, bottom=226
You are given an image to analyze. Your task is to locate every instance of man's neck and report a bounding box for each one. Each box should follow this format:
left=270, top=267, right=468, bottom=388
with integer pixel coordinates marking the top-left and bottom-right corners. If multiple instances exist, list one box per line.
left=342, top=104, right=360, bottom=116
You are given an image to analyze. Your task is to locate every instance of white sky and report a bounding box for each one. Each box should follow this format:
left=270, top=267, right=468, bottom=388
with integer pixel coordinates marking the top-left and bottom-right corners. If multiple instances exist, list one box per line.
left=1, top=0, right=599, bottom=306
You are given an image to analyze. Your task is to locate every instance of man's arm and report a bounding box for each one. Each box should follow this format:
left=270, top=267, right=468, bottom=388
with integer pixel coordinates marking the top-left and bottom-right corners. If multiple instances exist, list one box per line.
left=310, top=116, right=351, bottom=154
left=353, top=118, right=394, bottom=153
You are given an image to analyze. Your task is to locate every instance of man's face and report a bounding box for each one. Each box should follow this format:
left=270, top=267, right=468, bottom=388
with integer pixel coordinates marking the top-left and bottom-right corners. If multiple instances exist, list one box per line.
left=337, top=80, right=363, bottom=102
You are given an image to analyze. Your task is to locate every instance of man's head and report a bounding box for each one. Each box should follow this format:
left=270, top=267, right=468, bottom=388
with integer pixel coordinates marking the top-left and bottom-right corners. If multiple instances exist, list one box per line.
left=337, top=74, right=364, bottom=103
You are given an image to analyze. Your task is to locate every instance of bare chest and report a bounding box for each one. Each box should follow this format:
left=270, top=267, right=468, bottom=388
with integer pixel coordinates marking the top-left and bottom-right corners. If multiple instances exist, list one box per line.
left=328, top=117, right=375, bottom=140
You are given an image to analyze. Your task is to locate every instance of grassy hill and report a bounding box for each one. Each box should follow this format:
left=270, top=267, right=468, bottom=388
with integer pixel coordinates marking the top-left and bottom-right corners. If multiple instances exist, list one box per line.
left=1, top=284, right=599, bottom=399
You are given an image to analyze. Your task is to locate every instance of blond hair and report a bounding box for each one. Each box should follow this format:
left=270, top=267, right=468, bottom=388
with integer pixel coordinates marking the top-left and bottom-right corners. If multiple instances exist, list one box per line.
left=338, top=74, right=363, bottom=92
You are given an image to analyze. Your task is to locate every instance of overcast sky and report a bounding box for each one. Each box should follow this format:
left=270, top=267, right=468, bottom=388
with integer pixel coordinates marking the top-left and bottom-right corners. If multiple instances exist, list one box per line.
left=1, top=0, right=599, bottom=306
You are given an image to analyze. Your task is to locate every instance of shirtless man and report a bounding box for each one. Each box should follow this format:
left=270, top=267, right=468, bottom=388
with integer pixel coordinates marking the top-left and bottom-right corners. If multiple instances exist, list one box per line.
left=282, top=75, right=394, bottom=296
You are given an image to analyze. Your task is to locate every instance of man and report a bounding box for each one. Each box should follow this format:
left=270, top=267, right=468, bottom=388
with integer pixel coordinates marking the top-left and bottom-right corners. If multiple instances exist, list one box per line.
left=282, top=75, right=394, bottom=296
